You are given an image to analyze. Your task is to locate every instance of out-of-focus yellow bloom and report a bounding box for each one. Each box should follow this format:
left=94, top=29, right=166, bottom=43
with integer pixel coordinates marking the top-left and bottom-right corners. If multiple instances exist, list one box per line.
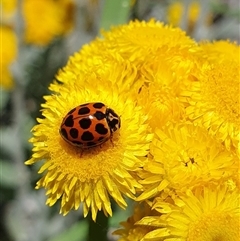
left=1, top=0, right=16, bottom=25
left=139, top=183, right=240, bottom=241
left=168, top=1, right=200, bottom=27
left=0, top=0, right=16, bottom=15
left=23, top=0, right=75, bottom=46
left=0, top=26, right=17, bottom=89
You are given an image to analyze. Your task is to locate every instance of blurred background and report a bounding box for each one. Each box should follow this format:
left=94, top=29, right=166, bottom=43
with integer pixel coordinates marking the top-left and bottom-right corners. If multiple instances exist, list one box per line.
left=0, top=0, right=239, bottom=241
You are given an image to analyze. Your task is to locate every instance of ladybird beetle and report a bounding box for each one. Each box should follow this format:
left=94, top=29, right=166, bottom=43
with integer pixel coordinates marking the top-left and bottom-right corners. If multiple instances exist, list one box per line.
left=59, top=102, right=121, bottom=148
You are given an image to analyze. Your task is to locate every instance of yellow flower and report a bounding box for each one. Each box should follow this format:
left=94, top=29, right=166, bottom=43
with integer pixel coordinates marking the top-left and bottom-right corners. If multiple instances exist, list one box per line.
left=184, top=48, right=240, bottom=153
left=137, top=43, right=201, bottom=129
left=0, top=25, right=17, bottom=89
left=1, top=0, right=16, bottom=21
left=23, top=0, right=74, bottom=46
left=138, top=81, right=185, bottom=129
left=25, top=56, right=152, bottom=220
left=114, top=202, right=158, bottom=241
left=137, top=122, right=238, bottom=201
left=140, top=183, right=240, bottom=241
left=200, top=40, right=240, bottom=64
left=167, top=1, right=212, bottom=33
left=69, top=19, right=199, bottom=131
left=167, top=1, right=200, bottom=28
left=75, top=19, right=196, bottom=66
left=0, top=0, right=16, bottom=12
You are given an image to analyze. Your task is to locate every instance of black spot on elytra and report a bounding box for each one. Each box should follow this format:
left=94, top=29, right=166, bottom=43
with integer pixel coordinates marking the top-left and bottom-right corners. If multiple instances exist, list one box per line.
left=110, top=118, right=119, bottom=127
left=67, top=108, right=76, bottom=115
left=60, top=128, right=68, bottom=139
left=108, top=118, right=120, bottom=132
left=79, top=118, right=92, bottom=129
left=93, top=102, right=104, bottom=109
left=95, top=123, right=108, bottom=135
left=64, top=115, right=74, bottom=127
left=70, top=128, right=79, bottom=139
left=94, top=111, right=106, bottom=120
left=107, top=108, right=118, bottom=117
left=78, top=107, right=90, bottom=115
left=81, top=131, right=94, bottom=141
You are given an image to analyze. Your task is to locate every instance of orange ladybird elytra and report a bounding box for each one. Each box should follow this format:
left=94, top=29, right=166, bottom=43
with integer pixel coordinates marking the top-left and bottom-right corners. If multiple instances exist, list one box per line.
left=59, top=102, right=121, bottom=148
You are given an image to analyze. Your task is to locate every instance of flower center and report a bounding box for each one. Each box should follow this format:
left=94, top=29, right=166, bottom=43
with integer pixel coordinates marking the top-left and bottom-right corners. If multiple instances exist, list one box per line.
left=187, top=212, right=239, bottom=241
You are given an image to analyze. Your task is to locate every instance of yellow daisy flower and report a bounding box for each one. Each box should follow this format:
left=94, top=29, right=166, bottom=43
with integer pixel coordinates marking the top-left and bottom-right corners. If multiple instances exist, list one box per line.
left=69, top=19, right=196, bottom=67
left=137, top=43, right=201, bottom=130
left=114, top=202, right=158, bottom=241
left=138, top=81, right=185, bottom=130
left=137, top=122, right=238, bottom=201
left=200, top=40, right=240, bottom=63
left=0, top=25, right=17, bottom=90
left=184, top=53, right=240, bottom=153
left=25, top=59, right=152, bottom=220
left=57, top=19, right=198, bottom=103
left=57, top=48, right=144, bottom=91
left=140, top=183, right=240, bottom=241
left=22, top=0, right=74, bottom=46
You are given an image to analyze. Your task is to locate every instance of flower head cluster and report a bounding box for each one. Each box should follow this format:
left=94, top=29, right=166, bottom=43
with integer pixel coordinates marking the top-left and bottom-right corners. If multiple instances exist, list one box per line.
left=27, top=19, right=239, bottom=239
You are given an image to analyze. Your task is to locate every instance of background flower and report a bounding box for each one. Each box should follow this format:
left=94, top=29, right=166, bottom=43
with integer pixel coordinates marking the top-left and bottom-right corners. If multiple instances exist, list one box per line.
left=1, top=0, right=16, bottom=22
left=23, top=0, right=74, bottom=45
left=0, top=25, right=17, bottom=89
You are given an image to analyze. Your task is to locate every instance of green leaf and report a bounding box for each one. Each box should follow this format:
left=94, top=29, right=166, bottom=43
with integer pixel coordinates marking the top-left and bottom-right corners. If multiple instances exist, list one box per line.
left=100, top=0, right=132, bottom=31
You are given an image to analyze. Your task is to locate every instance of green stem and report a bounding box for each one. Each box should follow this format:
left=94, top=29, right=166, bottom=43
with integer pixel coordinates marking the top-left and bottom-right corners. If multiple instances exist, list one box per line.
left=88, top=211, right=109, bottom=241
